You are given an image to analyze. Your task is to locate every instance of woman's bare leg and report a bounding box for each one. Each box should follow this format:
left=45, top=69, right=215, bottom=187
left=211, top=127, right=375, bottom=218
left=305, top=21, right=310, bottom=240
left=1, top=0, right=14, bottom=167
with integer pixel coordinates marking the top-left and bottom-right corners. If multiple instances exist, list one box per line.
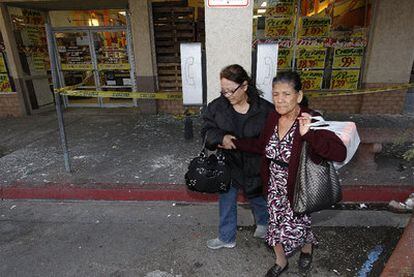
left=273, top=244, right=288, bottom=267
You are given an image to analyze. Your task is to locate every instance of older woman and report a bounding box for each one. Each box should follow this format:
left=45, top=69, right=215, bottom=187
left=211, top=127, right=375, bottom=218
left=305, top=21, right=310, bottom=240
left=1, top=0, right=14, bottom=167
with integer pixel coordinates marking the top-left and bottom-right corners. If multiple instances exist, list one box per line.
left=202, top=64, right=274, bottom=250
left=222, top=71, right=346, bottom=276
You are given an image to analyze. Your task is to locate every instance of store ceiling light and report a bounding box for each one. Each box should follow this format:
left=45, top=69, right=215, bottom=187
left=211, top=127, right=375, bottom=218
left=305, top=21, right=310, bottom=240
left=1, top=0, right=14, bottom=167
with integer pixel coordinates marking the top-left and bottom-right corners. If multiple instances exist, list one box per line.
left=257, top=9, right=266, bottom=14
left=261, top=2, right=267, bottom=7
left=119, top=11, right=126, bottom=16
left=88, top=19, right=99, bottom=26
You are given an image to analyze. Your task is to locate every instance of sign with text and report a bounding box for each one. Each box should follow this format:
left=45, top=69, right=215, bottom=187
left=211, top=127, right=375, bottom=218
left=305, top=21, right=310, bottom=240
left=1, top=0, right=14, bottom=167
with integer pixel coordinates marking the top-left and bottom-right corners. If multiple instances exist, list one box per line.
left=297, top=47, right=326, bottom=69
left=98, top=63, right=131, bottom=71
left=299, top=17, right=331, bottom=38
left=61, top=63, right=93, bottom=71
left=0, top=73, right=12, bottom=92
left=299, top=70, right=324, bottom=90
left=330, top=69, right=360, bottom=90
left=277, top=48, right=292, bottom=69
left=208, top=0, right=248, bottom=7
left=0, top=53, right=7, bottom=73
left=265, top=2, right=294, bottom=16
left=265, top=17, right=295, bottom=38
left=333, top=47, right=364, bottom=68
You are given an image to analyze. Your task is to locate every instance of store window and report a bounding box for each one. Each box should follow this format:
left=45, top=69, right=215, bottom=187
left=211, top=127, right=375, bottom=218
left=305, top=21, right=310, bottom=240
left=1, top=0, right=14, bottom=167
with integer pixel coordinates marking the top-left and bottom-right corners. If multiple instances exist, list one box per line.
left=253, top=0, right=371, bottom=91
left=50, top=10, right=132, bottom=107
left=8, top=7, right=53, bottom=108
left=0, top=33, right=13, bottom=93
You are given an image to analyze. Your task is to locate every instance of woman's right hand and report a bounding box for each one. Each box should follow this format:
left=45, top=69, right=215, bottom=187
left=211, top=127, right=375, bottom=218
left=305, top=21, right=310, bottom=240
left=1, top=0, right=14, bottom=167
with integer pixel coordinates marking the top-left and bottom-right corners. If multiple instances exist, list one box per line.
left=218, top=134, right=237, bottom=149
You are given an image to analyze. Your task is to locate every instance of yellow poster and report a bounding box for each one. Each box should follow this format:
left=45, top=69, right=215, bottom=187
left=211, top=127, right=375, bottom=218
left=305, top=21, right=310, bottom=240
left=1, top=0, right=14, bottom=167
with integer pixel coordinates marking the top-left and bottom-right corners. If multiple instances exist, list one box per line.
left=299, top=70, right=324, bottom=90
left=277, top=48, right=293, bottom=70
left=297, top=47, right=326, bottom=69
left=265, top=17, right=295, bottom=38
left=265, top=3, right=294, bottom=17
left=61, top=63, right=93, bottom=71
left=98, top=63, right=131, bottom=71
left=299, top=17, right=331, bottom=38
left=330, top=69, right=360, bottom=90
left=0, top=73, right=12, bottom=92
left=0, top=54, right=6, bottom=73
left=333, top=47, right=364, bottom=69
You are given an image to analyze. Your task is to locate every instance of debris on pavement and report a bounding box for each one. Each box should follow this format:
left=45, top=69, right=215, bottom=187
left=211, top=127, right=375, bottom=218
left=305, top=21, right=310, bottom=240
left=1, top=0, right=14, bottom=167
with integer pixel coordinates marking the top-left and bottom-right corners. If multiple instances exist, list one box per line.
left=388, top=192, right=414, bottom=213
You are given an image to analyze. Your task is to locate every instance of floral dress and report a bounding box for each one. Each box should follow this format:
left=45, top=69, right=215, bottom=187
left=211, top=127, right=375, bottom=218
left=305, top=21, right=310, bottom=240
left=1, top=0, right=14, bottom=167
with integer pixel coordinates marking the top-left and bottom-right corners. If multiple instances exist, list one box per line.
left=265, top=121, right=317, bottom=255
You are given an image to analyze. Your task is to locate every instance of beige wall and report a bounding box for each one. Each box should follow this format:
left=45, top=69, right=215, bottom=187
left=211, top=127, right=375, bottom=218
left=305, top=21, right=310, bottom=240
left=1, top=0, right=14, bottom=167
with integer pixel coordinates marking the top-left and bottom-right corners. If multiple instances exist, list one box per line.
left=363, top=0, right=414, bottom=84
left=205, top=4, right=253, bottom=103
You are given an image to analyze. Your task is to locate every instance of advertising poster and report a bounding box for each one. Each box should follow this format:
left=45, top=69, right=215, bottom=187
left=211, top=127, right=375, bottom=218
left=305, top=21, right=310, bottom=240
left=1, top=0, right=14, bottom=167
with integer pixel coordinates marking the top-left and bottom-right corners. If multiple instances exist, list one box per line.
left=297, top=47, right=326, bottom=69
left=330, top=69, right=360, bottom=90
left=0, top=73, right=12, bottom=92
left=299, top=70, right=324, bottom=90
left=299, top=16, right=331, bottom=38
left=265, top=17, right=295, bottom=38
left=277, top=48, right=293, bottom=70
left=333, top=47, right=364, bottom=68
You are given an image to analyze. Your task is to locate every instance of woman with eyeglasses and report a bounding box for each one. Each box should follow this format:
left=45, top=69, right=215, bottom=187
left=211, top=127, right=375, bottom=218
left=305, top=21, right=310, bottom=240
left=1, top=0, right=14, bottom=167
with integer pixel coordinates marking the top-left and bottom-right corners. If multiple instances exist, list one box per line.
left=201, top=64, right=274, bottom=250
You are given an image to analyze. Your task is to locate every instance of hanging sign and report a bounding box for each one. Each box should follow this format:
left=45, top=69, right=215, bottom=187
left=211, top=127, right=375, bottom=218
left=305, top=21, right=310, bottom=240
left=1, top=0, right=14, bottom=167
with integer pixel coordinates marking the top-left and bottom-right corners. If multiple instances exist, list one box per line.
left=61, top=63, right=93, bottom=71
left=277, top=48, right=293, bottom=69
left=0, top=73, right=12, bottom=92
left=333, top=47, right=364, bottom=68
left=208, top=0, right=249, bottom=7
left=330, top=69, right=360, bottom=90
left=299, top=17, right=331, bottom=38
left=299, top=70, right=324, bottom=90
left=265, top=17, right=295, bottom=38
left=98, top=64, right=131, bottom=71
left=297, top=47, right=326, bottom=69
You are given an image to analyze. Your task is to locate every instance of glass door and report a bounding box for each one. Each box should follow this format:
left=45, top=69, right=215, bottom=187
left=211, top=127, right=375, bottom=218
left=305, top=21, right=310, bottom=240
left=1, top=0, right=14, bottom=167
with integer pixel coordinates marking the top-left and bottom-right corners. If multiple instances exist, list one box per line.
left=53, top=27, right=133, bottom=107
left=54, top=31, right=97, bottom=106
left=93, top=30, right=133, bottom=107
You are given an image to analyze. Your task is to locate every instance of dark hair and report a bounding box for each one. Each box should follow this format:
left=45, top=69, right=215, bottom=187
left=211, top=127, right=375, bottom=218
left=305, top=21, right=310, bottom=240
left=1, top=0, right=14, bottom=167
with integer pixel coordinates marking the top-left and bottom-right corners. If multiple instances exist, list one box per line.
left=220, top=64, right=261, bottom=102
left=272, top=71, right=302, bottom=92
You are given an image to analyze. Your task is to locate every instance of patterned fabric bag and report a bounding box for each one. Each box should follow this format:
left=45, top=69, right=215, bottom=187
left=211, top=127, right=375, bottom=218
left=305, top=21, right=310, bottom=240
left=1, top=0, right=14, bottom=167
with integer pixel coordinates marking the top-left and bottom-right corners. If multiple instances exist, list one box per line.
left=292, top=142, right=341, bottom=214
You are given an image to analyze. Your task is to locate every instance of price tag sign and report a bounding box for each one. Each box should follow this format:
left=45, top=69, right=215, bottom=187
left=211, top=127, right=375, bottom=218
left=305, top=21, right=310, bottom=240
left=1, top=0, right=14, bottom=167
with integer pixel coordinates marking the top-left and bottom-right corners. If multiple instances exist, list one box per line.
left=297, top=47, right=326, bottom=69
left=333, top=47, right=364, bottom=68
left=299, top=17, right=331, bottom=38
left=0, top=73, right=12, bottom=92
left=265, top=3, right=294, bottom=16
left=299, top=70, right=324, bottom=90
left=277, top=48, right=293, bottom=69
left=330, top=69, right=360, bottom=90
left=265, top=17, right=295, bottom=38
left=208, top=0, right=249, bottom=7
left=61, top=63, right=93, bottom=71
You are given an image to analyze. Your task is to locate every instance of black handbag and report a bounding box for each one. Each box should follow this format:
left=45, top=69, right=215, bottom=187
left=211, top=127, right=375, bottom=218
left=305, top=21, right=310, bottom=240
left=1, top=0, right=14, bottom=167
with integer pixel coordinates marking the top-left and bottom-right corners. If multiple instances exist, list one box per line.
left=185, top=145, right=231, bottom=193
left=292, top=142, right=342, bottom=214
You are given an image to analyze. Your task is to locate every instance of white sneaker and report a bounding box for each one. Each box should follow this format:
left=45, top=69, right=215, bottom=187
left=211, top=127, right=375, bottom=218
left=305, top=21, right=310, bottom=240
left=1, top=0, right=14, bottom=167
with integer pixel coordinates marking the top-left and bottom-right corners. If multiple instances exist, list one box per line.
left=206, top=238, right=236, bottom=249
left=253, top=224, right=267, bottom=239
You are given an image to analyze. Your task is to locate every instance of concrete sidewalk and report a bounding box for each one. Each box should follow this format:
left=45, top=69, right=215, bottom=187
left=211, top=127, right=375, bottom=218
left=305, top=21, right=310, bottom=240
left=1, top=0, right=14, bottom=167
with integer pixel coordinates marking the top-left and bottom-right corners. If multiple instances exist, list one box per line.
left=0, top=200, right=411, bottom=277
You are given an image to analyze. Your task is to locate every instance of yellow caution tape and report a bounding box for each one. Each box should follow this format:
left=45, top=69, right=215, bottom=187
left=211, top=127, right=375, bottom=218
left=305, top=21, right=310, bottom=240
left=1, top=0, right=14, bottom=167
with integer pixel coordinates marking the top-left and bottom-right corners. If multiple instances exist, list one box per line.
left=305, top=83, right=414, bottom=98
left=58, top=89, right=182, bottom=100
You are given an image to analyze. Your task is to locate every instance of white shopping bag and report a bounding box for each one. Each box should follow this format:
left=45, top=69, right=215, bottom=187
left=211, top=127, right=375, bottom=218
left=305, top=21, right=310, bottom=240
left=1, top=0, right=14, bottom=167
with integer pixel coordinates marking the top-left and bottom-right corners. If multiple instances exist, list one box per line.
left=308, top=116, right=360, bottom=169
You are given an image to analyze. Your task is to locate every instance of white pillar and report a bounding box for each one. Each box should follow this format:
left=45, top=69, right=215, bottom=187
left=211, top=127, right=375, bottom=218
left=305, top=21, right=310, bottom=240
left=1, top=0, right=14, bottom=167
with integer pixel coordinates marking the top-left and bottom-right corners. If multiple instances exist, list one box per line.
left=205, top=4, right=253, bottom=103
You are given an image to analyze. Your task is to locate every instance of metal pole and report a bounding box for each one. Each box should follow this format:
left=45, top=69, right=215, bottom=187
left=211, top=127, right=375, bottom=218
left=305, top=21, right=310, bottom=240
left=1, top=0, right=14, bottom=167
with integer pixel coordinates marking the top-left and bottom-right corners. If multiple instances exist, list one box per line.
left=45, top=23, right=72, bottom=172
left=291, top=0, right=301, bottom=70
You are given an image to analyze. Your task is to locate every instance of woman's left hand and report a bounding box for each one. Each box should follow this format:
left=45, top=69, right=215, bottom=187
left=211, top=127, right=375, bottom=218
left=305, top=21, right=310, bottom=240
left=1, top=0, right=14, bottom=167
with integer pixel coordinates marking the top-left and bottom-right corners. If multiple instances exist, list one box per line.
left=298, top=112, right=312, bottom=136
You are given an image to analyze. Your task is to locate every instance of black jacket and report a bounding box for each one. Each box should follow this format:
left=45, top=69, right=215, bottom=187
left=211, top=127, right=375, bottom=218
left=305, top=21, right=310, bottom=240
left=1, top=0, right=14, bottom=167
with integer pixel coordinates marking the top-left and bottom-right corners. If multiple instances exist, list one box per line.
left=201, top=94, right=274, bottom=198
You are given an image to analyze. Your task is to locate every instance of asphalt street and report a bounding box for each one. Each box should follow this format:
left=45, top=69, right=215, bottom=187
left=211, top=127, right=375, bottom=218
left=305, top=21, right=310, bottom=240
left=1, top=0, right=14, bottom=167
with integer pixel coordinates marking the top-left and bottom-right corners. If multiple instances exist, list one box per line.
left=0, top=200, right=410, bottom=277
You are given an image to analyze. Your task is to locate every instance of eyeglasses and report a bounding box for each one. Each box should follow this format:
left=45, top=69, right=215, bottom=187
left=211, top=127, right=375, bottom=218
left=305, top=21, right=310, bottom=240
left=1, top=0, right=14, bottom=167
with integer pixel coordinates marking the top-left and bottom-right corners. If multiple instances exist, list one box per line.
left=220, top=83, right=243, bottom=97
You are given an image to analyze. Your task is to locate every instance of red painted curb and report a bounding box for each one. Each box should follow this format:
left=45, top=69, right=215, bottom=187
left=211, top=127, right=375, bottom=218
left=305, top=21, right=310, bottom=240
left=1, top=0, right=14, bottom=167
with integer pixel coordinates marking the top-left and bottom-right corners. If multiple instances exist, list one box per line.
left=381, top=213, right=414, bottom=276
left=1, top=182, right=413, bottom=203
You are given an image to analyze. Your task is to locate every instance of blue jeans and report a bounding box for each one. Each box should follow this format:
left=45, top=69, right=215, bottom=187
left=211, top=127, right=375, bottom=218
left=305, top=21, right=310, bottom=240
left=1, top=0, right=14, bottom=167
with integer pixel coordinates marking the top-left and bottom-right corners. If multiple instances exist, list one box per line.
left=218, top=185, right=268, bottom=243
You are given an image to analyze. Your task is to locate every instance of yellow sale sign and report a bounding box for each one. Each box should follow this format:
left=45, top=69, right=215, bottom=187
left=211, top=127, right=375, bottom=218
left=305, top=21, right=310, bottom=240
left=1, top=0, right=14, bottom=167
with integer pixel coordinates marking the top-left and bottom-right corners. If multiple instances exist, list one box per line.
left=0, top=73, right=12, bottom=92
left=265, top=17, right=295, bottom=38
left=299, top=70, right=324, bottom=90
left=330, top=69, right=360, bottom=90
left=333, top=47, right=364, bottom=68
left=277, top=48, right=293, bottom=69
left=297, top=47, right=326, bottom=69
left=265, top=3, right=294, bottom=16
left=61, top=63, right=93, bottom=71
left=299, top=17, right=331, bottom=38
left=0, top=54, right=6, bottom=73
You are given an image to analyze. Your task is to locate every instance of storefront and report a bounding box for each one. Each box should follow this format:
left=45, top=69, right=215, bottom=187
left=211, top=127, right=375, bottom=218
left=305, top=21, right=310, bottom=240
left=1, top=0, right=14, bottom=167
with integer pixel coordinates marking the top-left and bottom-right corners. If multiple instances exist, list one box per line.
left=0, top=0, right=413, bottom=117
